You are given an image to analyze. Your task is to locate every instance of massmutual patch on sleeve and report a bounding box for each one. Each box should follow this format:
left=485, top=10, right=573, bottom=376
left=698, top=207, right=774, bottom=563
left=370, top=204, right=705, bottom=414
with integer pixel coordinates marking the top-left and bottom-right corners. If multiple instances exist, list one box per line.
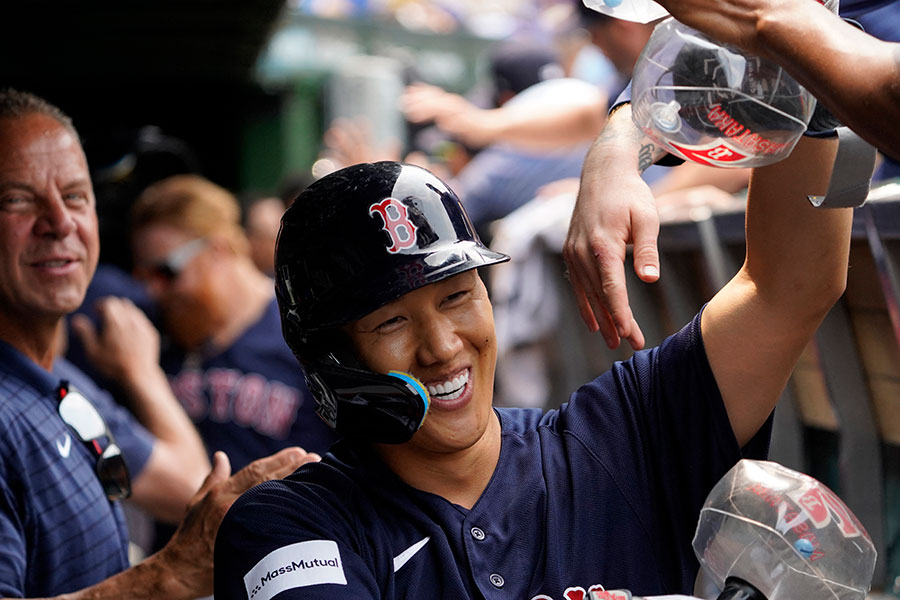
left=243, top=540, right=347, bottom=600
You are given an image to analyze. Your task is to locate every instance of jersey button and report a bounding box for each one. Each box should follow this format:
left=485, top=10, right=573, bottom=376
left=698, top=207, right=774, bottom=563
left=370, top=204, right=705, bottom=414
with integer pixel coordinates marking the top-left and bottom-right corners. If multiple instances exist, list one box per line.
left=490, top=573, right=505, bottom=588
left=470, top=526, right=486, bottom=541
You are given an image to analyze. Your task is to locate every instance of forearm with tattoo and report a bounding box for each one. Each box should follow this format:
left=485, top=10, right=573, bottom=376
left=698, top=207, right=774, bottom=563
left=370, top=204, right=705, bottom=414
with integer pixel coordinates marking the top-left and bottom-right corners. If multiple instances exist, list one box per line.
left=638, top=142, right=657, bottom=174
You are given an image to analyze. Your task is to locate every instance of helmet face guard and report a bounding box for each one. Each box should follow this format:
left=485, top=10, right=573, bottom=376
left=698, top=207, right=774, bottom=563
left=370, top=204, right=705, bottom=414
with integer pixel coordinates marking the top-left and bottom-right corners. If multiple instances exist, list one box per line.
left=276, top=162, right=509, bottom=444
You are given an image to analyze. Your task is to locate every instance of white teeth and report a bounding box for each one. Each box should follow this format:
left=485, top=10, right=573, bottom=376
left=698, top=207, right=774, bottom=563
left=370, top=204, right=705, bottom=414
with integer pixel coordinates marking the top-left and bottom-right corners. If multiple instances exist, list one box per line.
left=426, top=369, right=470, bottom=401
left=443, top=385, right=465, bottom=401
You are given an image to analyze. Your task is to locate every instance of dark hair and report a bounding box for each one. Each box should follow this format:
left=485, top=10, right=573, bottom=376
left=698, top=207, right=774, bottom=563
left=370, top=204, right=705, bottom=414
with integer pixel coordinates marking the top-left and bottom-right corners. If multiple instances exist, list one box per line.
left=0, top=88, right=76, bottom=134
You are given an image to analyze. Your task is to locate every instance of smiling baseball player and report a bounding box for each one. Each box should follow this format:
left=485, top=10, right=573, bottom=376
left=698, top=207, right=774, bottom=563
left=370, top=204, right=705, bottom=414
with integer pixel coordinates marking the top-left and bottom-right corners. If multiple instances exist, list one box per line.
left=214, top=141, right=851, bottom=599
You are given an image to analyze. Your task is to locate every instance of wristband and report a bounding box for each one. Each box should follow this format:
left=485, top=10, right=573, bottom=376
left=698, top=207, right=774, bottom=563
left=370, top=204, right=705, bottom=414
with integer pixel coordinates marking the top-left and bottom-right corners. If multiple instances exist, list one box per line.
left=807, top=127, right=877, bottom=208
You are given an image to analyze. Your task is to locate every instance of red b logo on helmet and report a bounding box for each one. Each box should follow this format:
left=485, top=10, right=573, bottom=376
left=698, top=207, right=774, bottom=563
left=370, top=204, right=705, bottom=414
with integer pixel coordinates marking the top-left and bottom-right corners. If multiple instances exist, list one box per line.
left=369, top=198, right=417, bottom=254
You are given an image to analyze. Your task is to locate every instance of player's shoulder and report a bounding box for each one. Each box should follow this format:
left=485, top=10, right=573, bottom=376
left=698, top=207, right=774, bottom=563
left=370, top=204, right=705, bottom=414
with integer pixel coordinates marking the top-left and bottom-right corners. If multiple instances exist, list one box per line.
left=218, top=442, right=401, bottom=565
left=0, top=370, right=57, bottom=453
left=227, top=442, right=372, bottom=524
left=495, top=406, right=554, bottom=434
left=0, top=341, right=50, bottom=417
left=587, top=310, right=705, bottom=390
left=0, top=372, right=33, bottom=423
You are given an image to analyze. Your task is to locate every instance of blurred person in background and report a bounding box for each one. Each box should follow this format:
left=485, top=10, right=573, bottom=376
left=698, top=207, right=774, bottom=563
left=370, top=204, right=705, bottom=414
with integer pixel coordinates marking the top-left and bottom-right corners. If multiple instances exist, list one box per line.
left=0, top=88, right=314, bottom=599
left=403, top=39, right=607, bottom=153
left=242, top=194, right=287, bottom=278
left=402, top=39, right=606, bottom=240
left=66, top=126, right=197, bottom=394
left=130, top=175, right=338, bottom=473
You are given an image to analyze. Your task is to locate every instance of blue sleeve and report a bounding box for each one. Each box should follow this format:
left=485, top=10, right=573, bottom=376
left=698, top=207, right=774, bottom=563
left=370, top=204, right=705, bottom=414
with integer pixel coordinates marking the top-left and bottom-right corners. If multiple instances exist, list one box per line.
left=839, top=0, right=897, bottom=20
left=558, top=310, right=771, bottom=550
left=54, top=359, right=155, bottom=479
left=0, top=450, right=26, bottom=597
left=610, top=80, right=632, bottom=114
left=214, top=477, right=381, bottom=600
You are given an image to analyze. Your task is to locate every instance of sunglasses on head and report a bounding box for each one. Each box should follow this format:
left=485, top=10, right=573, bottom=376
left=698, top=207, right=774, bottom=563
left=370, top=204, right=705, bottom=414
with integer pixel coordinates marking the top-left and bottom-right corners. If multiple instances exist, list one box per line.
left=56, top=381, right=131, bottom=501
left=148, top=237, right=208, bottom=281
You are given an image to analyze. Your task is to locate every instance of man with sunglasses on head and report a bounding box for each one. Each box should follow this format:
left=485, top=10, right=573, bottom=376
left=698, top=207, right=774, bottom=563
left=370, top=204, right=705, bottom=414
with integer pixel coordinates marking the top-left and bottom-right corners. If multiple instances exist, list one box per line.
left=0, top=88, right=316, bottom=599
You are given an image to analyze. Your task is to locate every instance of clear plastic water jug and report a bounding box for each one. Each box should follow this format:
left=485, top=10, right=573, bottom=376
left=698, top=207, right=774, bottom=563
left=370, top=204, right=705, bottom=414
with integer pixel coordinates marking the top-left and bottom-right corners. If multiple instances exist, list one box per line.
left=631, top=18, right=817, bottom=168
left=693, top=460, right=876, bottom=600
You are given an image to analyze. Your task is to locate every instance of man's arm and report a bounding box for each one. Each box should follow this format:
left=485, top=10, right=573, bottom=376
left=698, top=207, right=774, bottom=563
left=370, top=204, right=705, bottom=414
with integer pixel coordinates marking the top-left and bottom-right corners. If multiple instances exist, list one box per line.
left=1, top=449, right=314, bottom=600
left=702, top=135, right=851, bottom=446
left=562, top=103, right=667, bottom=350
left=654, top=0, right=900, bottom=161
left=402, top=83, right=608, bottom=151
left=70, top=297, right=209, bottom=523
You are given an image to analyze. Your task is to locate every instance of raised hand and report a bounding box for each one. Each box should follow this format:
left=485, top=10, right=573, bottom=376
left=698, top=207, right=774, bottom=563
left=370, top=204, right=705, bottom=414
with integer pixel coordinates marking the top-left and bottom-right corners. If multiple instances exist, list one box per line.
left=70, top=296, right=161, bottom=383
left=562, top=104, right=666, bottom=350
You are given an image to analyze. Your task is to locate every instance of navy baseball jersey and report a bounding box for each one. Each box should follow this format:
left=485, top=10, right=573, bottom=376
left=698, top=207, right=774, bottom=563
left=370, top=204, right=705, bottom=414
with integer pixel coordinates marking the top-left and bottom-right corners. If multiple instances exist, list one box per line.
left=0, top=340, right=154, bottom=597
left=214, top=312, right=771, bottom=600
left=162, top=298, right=338, bottom=470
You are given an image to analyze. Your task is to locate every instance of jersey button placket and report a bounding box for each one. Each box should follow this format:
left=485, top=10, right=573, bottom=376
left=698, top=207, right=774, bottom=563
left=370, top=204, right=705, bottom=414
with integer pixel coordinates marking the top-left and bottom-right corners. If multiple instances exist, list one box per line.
left=470, top=526, right=486, bottom=541
left=489, top=573, right=505, bottom=588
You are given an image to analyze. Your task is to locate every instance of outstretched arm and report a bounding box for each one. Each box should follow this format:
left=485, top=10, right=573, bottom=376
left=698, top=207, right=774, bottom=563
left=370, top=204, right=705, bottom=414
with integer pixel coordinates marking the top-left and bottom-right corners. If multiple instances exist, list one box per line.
left=402, top=83, right=607, bottom=151
left=2, top=449, right=316, bottom=600
left=702, top=135, right=851, bottom=446
left=654, top=0, right=900, bottom=161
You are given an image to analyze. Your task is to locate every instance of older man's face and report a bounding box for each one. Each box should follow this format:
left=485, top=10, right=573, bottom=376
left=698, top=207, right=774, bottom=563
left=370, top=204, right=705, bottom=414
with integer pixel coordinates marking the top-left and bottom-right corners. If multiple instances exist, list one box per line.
left=0, top=113, right=98, bottom=325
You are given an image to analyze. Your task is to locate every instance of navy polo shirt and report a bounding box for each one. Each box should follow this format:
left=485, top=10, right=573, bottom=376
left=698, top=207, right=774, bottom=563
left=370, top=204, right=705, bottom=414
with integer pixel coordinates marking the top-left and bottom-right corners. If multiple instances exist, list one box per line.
left=214, top=312, right=771, bottom=600
left=0, top=339, right=154, bottom=597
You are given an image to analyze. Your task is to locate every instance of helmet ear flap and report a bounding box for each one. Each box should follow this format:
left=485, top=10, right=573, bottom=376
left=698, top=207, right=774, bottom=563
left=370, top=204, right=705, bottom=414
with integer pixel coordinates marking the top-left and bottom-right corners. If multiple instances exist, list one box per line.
left=294, top=330, right=430, bottom=444
left=306, top=361, right=429, bottom=444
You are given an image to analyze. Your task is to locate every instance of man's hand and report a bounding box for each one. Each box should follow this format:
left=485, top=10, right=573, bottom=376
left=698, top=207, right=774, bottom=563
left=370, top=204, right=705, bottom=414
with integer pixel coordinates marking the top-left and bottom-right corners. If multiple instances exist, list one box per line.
left=402, top=83, right=499, bottom=148
left=153, top=448, right=320, bottom=597
left=70, top=296, right=161, bottom=384
left=562, top=105, right=664, bottom=350
left=321, top=117, right=401, bottom=169
left=563, top=164, right=659, bottom=350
